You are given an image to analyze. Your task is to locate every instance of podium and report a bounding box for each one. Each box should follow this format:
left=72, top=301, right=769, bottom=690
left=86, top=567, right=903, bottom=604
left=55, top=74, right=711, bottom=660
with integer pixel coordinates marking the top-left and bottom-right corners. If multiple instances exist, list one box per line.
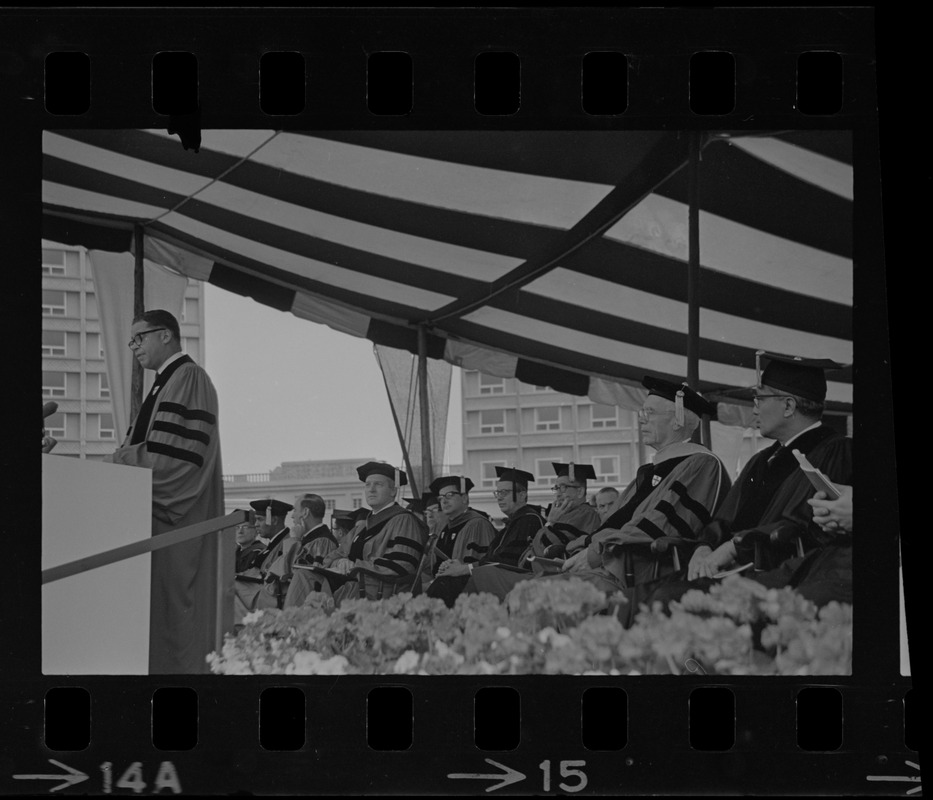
left=42, top=454, right=152, bottom=674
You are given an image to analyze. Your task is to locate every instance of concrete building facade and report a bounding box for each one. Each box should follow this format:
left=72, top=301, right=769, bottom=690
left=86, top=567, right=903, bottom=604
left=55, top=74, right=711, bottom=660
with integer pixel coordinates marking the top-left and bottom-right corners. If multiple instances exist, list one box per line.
left=460, top=369, right=645, bottom=519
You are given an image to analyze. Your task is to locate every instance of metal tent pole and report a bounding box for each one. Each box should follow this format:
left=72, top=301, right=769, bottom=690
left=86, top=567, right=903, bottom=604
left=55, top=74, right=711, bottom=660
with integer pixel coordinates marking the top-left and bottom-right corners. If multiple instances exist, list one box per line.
left=417, top=325, right=435, bottom=490
left=130, top=224, right=145, bottom=421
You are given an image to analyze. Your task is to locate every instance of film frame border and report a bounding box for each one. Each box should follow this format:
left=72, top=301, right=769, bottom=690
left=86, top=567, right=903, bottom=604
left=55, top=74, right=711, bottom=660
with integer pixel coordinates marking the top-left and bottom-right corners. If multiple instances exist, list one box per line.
left=1, top=6, right=917, bottom=796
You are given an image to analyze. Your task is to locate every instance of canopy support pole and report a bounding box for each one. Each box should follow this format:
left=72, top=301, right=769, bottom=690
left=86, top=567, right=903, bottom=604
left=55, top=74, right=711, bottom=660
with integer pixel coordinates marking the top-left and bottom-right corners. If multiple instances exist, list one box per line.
left=687, top=132, right=711, bottom=447
left=417, top=325, right=435, bottom=491
left=130, top=224, right=145, bottom=421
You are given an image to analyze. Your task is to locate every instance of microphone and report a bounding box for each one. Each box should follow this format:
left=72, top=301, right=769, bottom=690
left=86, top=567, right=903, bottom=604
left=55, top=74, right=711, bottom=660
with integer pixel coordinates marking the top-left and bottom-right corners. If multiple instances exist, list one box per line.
left=43, top=401, right=59, bottom=419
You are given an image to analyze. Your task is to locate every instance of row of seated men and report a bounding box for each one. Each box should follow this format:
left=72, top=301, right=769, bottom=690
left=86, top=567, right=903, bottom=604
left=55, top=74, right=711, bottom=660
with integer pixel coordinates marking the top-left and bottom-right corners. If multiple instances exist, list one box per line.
left=234, top=350, right=853, bottom=629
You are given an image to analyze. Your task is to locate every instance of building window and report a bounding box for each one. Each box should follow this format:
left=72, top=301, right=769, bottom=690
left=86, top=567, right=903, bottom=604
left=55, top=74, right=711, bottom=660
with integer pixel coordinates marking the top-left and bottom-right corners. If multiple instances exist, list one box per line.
left=534, top=406, right=561, bottom=432
left=99, top=413, right=115, bottom=440
left=591, top=403, right=619, bottom=429
left=42, top=330, right=66, bottom=357
left=480, top=460, right=508, bottom=488
left=479, top=409, right=506, bottom=434
left=592, top=456, right=621, bottom=485
left=352, top=497, right=363, bottom=509
left=99, top=372, right=110, bottom=398
left=41, top=248, right=67, bottom=276
left=534, top=458, right=560, bottom=487
left=44, top=412, right=66, bottom=438
left=182, top=297, right=199, bottom=323
left=42, top=371, right=66, bottom=398
left=325, top=499, right=335, bottom=512
left=42, top=290, right=66, bottom=316
left=479, top=373, right=506, bottom=395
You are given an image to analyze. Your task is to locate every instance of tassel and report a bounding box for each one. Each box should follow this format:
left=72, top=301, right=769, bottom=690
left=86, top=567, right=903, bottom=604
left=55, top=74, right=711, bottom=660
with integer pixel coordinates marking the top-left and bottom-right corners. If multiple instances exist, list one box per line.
left=265, top=501, right=272, bottom=526
left=755, top=349, right=765, bottom=388
left=675, top=387, right=685, bottom=427
left=569, top=461, right=575, bottom=483
left=460, top=476, right=466, bottom=495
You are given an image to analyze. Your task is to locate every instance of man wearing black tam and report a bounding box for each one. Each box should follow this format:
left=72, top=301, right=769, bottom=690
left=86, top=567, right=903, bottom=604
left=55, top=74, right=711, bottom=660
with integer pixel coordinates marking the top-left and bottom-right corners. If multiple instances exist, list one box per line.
left=427, top=468, right=546, bottom=607
left=427, top=475, right=497, bottom=574
left=643, top=351, right=853, bottom=612
left=315, top=462, right=427, bottom=603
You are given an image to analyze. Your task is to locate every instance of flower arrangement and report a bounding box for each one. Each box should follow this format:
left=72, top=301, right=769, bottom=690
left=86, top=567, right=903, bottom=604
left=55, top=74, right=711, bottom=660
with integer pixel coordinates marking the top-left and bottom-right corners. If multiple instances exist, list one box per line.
left=208, top=576, right=851, bottom=676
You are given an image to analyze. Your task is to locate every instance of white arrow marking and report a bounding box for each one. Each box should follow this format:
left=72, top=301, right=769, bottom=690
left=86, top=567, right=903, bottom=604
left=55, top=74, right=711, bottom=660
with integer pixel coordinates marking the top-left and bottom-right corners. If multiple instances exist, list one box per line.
left=13, top=759, right=89, bottom=792
left=866, top=760, right=921, bottom=795
left=448, top=758, right=525, bottom=792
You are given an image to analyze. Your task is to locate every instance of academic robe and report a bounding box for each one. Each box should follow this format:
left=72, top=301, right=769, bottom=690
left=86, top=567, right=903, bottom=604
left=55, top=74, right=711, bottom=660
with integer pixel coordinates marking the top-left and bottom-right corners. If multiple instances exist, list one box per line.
left=235, top=540, right=265, bottom=573
left=698, top=425, right=852, bottom=568
left=524, top=501, right=602, bottom=560
left=106, top=355, right=231, bottom=674
left=434, top=508, right=498, bottom=566
left=583, top=443, right=731, bottom=586
left=638, top=424, right=853, bottom=616
left=282, top=524, right=340, bottom=608
left=319, top=503, right=427, bottom=604
left=426, top=504, right=545, bottom=608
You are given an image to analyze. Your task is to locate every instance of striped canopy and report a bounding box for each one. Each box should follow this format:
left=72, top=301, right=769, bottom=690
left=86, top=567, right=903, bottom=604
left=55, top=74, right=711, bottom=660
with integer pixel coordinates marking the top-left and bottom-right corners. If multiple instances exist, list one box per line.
left=42, top=128, right=853, bottom=417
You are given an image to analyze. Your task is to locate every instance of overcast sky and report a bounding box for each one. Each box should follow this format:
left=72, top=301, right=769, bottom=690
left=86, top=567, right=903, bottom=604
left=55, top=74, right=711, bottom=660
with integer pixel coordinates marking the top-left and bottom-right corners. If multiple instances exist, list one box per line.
left=202, top=283, right=462, bottom=476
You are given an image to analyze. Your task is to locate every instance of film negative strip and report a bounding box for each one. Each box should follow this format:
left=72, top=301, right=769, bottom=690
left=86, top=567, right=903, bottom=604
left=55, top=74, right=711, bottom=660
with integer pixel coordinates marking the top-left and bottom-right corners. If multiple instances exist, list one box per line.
left=0, top=6, right=919, bottom=796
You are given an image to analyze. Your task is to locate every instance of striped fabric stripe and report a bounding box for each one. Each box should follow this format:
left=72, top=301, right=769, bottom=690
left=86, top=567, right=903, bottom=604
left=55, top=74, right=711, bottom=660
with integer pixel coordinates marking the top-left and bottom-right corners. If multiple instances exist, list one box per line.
left=653, top=500, right=696, bottom=539
left=146, top=440, right=204, bottom=468
left=373, top=557, right=410, bottom=576
left=151, top=420, right=210, bottom=446
left=157, top=402, right=217, bottom=425
left=671, top=481, right=715, bottom=526
left=386, top=536, right=425, bottom=553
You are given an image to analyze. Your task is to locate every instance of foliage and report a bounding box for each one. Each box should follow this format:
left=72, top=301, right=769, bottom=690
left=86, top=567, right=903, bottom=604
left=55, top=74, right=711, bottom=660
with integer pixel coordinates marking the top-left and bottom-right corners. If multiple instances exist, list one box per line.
left=208, top=576, right=851, bottom=676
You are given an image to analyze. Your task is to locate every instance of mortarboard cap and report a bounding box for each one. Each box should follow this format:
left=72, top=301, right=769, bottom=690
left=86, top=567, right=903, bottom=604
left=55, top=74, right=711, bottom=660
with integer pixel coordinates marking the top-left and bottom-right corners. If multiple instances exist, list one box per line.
left=356, top=461, right=407, bottom=486
left=756, top=351, right=845, bottom=403
left=332, top=508, right=356, bottom=522
left=429, top=475, right=474, bottom=495
left=403, top=497, right=426, bottom=514
left=494, top=466, right=535, bottom=486
left=421, top=492, right=440, bottom=509
left=552, top=462, right=597, bottom=482
left=642, top=375, right=718, bottom=421
left=249, top=498, right=294, bottom=523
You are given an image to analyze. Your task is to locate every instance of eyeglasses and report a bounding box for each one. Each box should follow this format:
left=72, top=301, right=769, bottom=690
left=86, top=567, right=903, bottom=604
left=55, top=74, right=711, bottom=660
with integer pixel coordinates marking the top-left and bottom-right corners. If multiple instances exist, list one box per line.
left=127, top=328, right=166, bottom=348
left=753, top=393, right=789, bottom=407
left=552, top=483, right=581, bottom=493
left=491, top=489, right=519, bottom=499
left=637, top=407, right=674, bottom=421
left=438, top=491, right=463, bottom=500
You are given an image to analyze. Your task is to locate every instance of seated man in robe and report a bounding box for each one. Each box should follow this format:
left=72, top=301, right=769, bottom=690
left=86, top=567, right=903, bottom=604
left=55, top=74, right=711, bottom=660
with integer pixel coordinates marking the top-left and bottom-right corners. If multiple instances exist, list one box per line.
left=645, top=352, right=853, bottom=611
left=234, top=498, right=294, bottom=618
left=560, top=377, right=731, bottom=588
left=314, top=462, right=427, bottom=604
left=427, top=467, right=545, bottom=607
left=282, top=493, right=339, bottom=608
left=426, top=475, right=497, bottom=573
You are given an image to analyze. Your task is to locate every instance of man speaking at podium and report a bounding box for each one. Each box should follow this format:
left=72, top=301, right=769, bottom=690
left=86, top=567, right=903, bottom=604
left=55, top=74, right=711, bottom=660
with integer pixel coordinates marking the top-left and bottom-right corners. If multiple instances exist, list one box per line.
left=104, top=310, right=229, bottom=674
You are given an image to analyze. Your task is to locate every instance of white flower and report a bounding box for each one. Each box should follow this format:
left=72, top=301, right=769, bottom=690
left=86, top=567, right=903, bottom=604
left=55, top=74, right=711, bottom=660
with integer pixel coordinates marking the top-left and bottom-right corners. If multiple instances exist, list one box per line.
left=496, top=626, right=511, bottom=639
left=393, top=650, right=421, bottom=674
left=241, top=609, right=264, bottom=626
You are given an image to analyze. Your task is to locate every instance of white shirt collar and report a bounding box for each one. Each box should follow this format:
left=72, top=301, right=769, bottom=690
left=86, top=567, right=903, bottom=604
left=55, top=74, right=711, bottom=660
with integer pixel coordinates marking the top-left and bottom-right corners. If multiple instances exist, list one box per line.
left=782, top=421, right=822, bottom=448
left=157, top=350, right=186, bottom=376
